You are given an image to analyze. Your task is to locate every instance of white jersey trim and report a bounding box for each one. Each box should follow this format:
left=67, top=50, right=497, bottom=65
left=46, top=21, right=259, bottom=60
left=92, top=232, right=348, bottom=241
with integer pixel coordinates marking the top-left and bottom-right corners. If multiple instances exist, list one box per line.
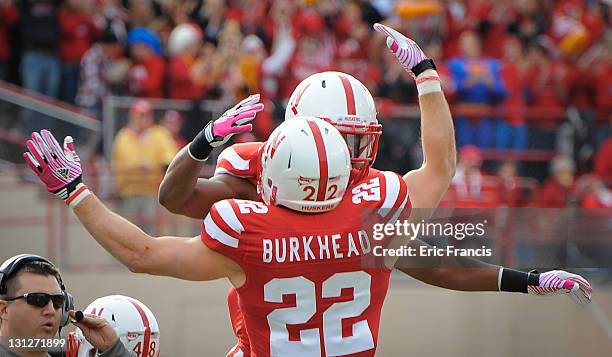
left=378, top=171, right=400, bottom=216
left=218, top=146, right=250, bottom=171
left=387, top=191, right=409, bottom=224
left=204, top=213, right=239, bottom=248
left=216, top=200, right=245, bottom=234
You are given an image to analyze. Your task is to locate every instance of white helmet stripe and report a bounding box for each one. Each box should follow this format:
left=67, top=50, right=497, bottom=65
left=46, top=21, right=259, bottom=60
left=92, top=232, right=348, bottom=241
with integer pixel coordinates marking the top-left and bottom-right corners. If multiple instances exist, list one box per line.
left=306, top=119, right=329, bottom=201
left=290, top=83, right=311, bottom=115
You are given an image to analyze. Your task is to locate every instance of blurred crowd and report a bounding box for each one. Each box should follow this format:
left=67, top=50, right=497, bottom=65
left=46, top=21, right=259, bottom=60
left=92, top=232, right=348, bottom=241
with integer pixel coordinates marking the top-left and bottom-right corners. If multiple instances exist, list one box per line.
left=0, top=0, right=611, bottom=211
left=441, top=144, right=612, bottom=209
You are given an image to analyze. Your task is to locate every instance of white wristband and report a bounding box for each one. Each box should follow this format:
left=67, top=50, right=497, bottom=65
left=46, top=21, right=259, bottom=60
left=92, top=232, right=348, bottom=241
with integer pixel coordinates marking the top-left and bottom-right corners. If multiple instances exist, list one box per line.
left=416, top=69, right=442, bottom=96
left=66, top=183, right=91, bottom=209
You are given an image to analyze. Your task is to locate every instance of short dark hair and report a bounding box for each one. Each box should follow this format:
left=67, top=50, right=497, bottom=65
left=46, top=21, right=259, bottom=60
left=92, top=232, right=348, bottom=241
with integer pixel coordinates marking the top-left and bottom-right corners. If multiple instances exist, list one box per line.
left=2, top=261, right=62, bottom=299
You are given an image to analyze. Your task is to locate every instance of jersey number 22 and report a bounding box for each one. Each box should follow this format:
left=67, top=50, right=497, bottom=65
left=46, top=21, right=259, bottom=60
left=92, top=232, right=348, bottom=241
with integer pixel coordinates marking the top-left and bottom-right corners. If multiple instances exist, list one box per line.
left=264, top=271, right=374, bottom=356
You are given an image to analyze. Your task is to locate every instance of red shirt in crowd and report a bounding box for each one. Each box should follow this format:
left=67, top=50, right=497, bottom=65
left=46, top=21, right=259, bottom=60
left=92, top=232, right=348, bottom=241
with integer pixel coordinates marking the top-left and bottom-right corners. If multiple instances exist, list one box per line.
left=564, top=64, right=594, bottom=110
left=500, top=60, right=526, bottom=126
left=58, top=7, right=100, bottom=64
left=129, top=55, right=166, bottom=98
left=0, top=2, right=18, bottom=62
left=581, top=192, right=612, bottom=208
left=536, top=179, right=574, bottom=208
left=168, top=56, right=204, bottom=100
left=525, top=61, right=568, bottom=112
left=594, top=62, right=612, bottom=119
left=594, top=138, right=612, bottom=185
left=442, top=172, right=503, bottom=208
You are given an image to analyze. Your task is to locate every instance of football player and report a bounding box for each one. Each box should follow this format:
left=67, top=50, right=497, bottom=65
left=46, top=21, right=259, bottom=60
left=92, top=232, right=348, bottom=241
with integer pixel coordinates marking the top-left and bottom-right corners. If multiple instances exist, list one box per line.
left=156, top=24, right=592, bottom=356
left=25, top=121, right=591, bottom=357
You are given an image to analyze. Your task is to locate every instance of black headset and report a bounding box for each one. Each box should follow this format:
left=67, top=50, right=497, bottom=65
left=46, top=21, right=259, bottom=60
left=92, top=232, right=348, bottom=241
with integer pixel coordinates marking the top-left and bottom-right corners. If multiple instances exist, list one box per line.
left=0, top=254, right=74, bottom=327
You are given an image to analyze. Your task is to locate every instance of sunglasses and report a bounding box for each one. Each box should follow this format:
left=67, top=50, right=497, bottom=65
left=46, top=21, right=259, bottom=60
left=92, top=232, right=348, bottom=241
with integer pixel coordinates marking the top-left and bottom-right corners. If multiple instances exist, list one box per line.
left=5, top=292, right=65, bottom=309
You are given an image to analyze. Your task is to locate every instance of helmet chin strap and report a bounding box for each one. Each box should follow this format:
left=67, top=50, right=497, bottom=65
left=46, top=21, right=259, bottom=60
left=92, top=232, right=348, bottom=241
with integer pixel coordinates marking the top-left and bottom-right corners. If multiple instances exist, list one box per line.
left=349, top=165, right=370, bottom=186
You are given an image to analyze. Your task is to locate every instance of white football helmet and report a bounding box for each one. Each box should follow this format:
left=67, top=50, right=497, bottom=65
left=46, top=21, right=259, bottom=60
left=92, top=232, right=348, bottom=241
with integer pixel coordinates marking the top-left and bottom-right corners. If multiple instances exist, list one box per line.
left=67, top=295, right=160, bottom=357
left=285, top=71, right=382, bottom=181
left=259, top=116, right=351, bottom=212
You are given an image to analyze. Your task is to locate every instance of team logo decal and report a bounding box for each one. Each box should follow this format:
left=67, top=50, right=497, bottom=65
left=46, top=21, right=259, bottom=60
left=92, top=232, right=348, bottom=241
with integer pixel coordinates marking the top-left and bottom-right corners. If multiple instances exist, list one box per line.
left=57, top=167, right=70, bottom=179
left=127, top=332, right=140, bottom=341
left=298, top=176, right=315, bottom=186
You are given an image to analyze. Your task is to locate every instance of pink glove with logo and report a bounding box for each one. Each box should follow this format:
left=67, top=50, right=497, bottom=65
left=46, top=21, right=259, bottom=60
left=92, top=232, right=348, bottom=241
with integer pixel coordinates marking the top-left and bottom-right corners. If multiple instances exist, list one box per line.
left=188, top=94, right=264, bottom=161
left=24, top=130, right=90, bottom=208
left=528, top=270, right=592, bottom=305
left=374, top=23, right=430, bottom=78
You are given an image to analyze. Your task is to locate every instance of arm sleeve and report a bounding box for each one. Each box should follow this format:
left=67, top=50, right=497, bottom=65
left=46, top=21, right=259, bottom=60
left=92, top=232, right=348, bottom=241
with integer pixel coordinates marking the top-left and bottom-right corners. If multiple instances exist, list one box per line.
left=378, top=171, right=410, bottom=224
left=213, top=142, right=262, bottom=180
left=200, top=200, right=246, bottom=263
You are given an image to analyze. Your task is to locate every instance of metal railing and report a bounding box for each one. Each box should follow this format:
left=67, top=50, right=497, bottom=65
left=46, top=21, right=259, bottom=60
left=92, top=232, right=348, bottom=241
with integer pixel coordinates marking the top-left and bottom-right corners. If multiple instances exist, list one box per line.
left=0, top=80, right=101, bottom=165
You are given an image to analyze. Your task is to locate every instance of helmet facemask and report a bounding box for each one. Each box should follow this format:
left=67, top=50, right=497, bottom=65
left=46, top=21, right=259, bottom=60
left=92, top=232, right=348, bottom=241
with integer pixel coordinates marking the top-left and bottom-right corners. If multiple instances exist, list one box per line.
left=325, top=119, right=381, bottom=184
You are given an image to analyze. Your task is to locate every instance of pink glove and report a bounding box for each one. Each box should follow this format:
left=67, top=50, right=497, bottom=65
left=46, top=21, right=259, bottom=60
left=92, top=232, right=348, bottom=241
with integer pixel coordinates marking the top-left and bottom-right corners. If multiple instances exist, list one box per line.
left=528, top=270, right=592, bottom=305
left=24, top=130, right=90, bottom=208
left=212, top=94, right=264, bottom=141
left=373, top=23, right=429, bottom=78
left=188, top=94, right=264, bottom=160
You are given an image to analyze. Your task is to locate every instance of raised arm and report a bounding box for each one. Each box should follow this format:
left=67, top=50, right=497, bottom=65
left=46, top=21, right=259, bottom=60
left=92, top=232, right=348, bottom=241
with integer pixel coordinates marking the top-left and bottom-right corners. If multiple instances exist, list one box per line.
left=158, top=94, right=264, bottom=217
left=72, top=193, right=242, bottom=283
left=159, top=146, right=257, bottom=218
left=23, top=130, right=244, bottom=285
left=374, top=24, right=456, bottom=210
left=403, top=90, right=456, bottom=209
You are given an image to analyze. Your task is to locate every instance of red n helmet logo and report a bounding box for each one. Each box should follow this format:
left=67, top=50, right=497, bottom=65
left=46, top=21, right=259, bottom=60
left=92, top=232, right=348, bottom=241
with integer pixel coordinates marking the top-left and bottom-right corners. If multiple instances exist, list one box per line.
left=89, top=307, right=104, bottom=316
left=268, top=133, right=286, bottom=159
left=290, top=83, right=311, bottom=115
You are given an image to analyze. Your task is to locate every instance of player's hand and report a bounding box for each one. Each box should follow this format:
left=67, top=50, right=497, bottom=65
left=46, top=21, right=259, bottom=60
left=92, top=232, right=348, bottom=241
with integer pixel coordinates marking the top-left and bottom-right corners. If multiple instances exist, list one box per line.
left=373, top=23, right=429, bottom=78
left=69, top=310, right=119, bottom=353
left=208, top=94, right=264, bottom=147
left=24, top=130, right=90, bottom=208
left=188, top=94, right=264, bottom=161
left=528, top=270, right=592, bottom=305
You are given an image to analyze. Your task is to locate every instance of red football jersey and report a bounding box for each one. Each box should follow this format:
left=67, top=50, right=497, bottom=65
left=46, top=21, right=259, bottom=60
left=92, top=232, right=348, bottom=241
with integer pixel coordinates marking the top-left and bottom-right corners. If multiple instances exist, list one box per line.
left=214, top=141, right=266, bottom=356
left=227, top=286, right=251, bottom=356
left=201, top=169, right=409, bottom=357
